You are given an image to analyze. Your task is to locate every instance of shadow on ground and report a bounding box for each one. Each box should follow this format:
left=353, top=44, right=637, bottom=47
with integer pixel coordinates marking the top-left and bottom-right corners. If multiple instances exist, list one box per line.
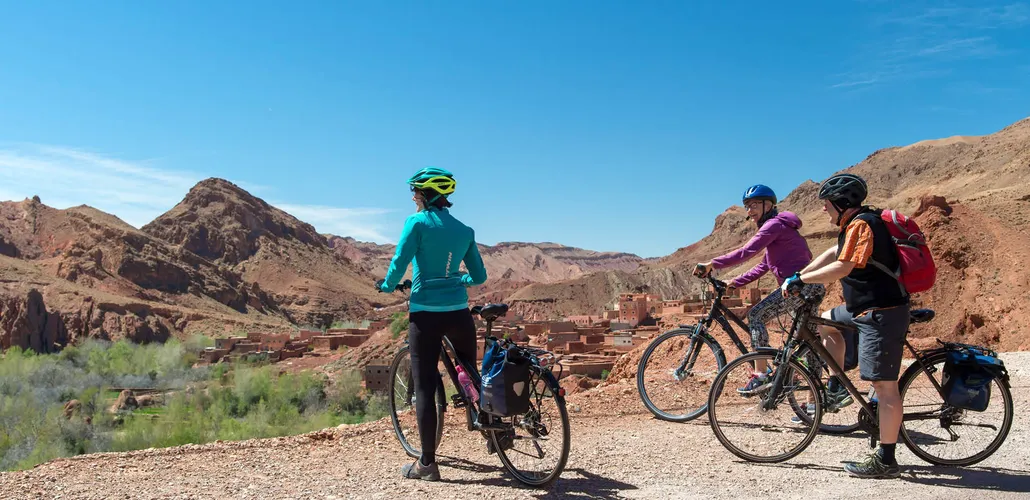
left=746, top=460, right=1029, bottom=493
left=437, top=455, right=636, bottom=499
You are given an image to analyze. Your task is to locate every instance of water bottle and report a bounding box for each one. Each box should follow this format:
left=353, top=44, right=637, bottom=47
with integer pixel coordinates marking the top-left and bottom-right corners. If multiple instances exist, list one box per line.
left=456, top=365, right=479, bottom=402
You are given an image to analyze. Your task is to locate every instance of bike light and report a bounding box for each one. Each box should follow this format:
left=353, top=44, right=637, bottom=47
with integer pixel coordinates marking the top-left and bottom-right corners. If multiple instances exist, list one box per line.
left=557, top=388, right=566, bottom=397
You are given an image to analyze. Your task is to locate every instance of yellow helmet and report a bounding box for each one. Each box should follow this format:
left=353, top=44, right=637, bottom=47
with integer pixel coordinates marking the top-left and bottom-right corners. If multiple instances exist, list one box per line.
left=407, top=167, right=456, bottom=198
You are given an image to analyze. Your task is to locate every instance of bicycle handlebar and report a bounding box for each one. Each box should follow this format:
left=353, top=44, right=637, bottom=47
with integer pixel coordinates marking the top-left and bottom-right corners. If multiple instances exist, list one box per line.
left=707, top=275, right=728, bottom=291
left=692, top=264, right=729, bottom=291
left=374, top=278, right=412, bottom=293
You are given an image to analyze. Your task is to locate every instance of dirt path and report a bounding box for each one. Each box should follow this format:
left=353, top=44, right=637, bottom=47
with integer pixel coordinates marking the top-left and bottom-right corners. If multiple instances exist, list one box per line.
left=3, top=354, right=1029, bottom=499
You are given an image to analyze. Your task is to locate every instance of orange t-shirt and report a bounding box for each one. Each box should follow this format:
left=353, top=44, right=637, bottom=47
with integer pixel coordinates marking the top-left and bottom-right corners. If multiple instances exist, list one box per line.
left=837, top=218, right=874, bottom=268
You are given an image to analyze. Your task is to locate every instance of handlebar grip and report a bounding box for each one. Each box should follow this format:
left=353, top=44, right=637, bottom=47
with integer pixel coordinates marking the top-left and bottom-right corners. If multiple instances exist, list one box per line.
left=374, top=279, right=412, bottom=292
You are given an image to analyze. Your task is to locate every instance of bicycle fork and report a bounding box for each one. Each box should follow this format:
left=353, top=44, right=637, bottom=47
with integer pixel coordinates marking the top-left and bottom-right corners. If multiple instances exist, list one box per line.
left=674, top=327, right=718, bottom=380
left=760, top=349, right=794, bottom=411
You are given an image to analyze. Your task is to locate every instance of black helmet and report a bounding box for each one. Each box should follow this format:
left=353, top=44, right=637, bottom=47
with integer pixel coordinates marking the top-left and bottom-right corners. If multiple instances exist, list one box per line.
left=818, top=173, right=867, bottom=210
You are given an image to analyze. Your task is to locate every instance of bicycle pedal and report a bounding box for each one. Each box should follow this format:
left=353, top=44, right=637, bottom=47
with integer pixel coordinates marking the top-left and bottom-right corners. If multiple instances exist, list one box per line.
left=450, top=394, right=468, bottom=408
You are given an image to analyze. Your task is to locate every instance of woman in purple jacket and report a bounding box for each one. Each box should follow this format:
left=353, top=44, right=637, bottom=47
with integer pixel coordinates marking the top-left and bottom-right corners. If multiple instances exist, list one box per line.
left=694, top=185, right=833, bottom=397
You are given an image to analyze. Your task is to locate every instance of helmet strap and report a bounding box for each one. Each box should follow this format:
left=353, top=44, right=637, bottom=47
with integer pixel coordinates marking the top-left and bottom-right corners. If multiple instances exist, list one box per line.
left=830, top=200, right=848, bottom=226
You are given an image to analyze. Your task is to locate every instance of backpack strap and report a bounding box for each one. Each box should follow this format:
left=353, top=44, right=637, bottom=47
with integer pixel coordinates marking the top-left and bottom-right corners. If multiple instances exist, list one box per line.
left=854, top=211, right=909, bottom=297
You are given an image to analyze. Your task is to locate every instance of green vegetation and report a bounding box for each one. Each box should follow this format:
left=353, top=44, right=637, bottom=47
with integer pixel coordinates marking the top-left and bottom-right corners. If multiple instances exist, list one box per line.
left=390, top=312, right=409, bottom=339
left=601, top=369, right=610, bottom=381
left=0, top=339, right=386, bottom=471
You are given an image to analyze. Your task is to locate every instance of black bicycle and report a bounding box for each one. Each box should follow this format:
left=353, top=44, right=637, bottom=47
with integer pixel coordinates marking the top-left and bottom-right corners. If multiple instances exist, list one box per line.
left=636, top=274, right=866, bottom=433
left=707, top=288, right=1014, bottom=465
left=385, top=282, right=571, bottom=487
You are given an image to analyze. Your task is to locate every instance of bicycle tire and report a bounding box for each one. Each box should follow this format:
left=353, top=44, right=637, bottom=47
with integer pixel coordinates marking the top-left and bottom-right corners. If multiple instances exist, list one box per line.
left=898, top=350, right=1014, bottom=466
left=492, top=367, right=571, bottom=487
left=637, top=327, right=726, bottom=422
left=789, top=345, right=860, bottom=435
left=708, top=351, right=823, bottom=463
left=388, top=345, right=446, bottom=459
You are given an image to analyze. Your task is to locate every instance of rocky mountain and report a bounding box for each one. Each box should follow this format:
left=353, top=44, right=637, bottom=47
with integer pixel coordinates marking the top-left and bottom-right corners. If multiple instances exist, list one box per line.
left=0, top=197, right=289, bottom=351
left=326, top=236, right=643, bottom=284
left=511, top=116, right=1030, bottom=350
left=5, top=116, right=1027, bottom=353
left=325, top=236, right=395, bottom=276
left=2, top=177, right=642, bottom=352
left=142, top=179, right=386, bottom=327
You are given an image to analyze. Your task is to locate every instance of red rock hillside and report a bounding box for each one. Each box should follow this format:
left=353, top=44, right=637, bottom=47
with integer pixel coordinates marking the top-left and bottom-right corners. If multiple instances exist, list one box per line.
left=142, top=179, right=389, bottom=328
left=512, top=116, right=1030, bottom=351
left=326, top=237, right=643, bottom=284
left=0, top=198, right=289, bottom=351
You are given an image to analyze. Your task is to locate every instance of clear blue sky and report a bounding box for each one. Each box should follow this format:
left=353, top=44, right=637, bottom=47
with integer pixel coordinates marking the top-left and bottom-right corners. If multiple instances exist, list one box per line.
left=1, top=1, right=1028, bottom=257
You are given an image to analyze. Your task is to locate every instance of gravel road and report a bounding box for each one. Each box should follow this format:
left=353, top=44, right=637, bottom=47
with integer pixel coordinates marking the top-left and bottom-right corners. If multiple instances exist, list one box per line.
left=2, top=353, right=1028, bottom=499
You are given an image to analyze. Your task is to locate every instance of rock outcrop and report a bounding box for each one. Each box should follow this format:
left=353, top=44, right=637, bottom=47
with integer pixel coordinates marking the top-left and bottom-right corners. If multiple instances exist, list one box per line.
left=0, top=289, right=68, bottom=352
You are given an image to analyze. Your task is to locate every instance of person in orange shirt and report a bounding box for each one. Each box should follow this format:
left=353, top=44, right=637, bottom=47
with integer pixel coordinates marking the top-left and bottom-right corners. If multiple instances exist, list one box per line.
left=781, top=173, right=910, bottom=479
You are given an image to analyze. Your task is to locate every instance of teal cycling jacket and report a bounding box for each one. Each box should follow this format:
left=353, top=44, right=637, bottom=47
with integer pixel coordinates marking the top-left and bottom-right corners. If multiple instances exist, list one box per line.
left=379, top=207, right=488, bottom=312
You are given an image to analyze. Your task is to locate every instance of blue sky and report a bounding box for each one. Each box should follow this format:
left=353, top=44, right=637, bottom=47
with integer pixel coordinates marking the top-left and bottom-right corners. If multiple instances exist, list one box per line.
left=1, top=1, right=1028, bottom=258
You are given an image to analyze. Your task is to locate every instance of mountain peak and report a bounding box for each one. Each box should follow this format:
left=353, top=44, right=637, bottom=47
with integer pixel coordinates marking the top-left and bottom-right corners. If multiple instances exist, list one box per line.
left=143, top=178, right=324, bottom=265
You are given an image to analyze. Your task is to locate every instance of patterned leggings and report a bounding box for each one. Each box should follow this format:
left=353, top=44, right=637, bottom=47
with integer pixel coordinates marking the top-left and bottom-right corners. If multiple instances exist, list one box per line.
left=747, top=284, right=826, bottom=349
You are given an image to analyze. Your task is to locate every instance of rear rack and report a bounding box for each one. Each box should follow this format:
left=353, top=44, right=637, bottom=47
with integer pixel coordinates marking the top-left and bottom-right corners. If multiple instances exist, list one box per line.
left=937, top=339, right=998, bottom=358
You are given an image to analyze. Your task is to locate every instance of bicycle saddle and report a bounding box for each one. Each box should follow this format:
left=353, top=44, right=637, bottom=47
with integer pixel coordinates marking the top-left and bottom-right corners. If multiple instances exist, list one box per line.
left=477, top=303, right=509, bottom=322
left=909, top=309, right=935, bottom=323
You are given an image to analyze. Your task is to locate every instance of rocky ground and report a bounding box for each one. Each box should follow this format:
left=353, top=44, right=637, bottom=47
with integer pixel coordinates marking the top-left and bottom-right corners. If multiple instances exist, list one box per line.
left=3, top=353, right=1027, bottom=499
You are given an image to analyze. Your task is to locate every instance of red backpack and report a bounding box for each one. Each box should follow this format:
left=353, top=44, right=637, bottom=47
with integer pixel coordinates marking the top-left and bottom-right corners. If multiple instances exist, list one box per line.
left=866, top=209, right=937, bottom=295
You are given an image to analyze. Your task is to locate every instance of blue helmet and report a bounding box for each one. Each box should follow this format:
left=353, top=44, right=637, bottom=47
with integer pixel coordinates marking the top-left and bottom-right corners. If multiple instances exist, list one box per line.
left=742, top=184, right=776, bottom=205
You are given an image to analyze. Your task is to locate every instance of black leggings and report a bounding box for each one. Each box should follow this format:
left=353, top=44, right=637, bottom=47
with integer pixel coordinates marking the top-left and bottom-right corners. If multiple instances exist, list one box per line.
left=408, top=308, right=477, bottom=465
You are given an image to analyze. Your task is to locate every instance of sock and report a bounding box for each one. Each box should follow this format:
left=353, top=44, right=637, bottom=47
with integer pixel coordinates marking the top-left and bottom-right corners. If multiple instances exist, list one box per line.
left=878, top=443, right=897, bottom=466
left=419, top=455, right=434, bottom=467
left=827, top=376, right=842, bottom=393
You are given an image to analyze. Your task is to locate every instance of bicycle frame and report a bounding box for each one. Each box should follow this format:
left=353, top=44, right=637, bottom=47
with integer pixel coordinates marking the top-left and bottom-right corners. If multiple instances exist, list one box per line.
left=436, top=318, right=502, bottom=432
left=435, top=312, right=555, bottom=433
left=701, top=294, right=752, bottom=357
left=760, top=294, right=920, bottom=446
left=775, top=314, right=875, bottom=421
left=693, top=277, right=754, bottom=356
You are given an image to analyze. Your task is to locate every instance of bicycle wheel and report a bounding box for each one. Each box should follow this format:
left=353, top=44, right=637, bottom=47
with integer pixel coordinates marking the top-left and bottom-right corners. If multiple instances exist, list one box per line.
left=492, top=367, right=571, bottom=487
left=898, top=350, right=1014, bottom=466
left=708, top=351, right=822, bottom=463
left=637, top=326, right=726, bottom=422
left=788, top=344, right=863, bottom=435
left=388, top=345, right=446, bottom=459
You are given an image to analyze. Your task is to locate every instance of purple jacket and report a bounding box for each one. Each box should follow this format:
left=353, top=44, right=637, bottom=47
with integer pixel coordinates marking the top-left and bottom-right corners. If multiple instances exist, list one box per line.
left=711, top=211, right=813, bottom=288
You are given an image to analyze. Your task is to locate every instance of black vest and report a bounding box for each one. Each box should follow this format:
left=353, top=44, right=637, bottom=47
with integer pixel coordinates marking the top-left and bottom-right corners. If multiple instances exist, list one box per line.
left=836, top=208, right=910, bottom=314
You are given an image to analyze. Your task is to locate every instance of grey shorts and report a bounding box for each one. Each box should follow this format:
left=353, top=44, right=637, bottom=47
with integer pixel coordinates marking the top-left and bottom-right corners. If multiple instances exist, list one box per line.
left=829, top=304, right=911, bottom=381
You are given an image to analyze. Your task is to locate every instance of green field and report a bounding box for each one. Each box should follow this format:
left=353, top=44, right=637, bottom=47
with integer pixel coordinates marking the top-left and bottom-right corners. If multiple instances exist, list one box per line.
left=0, top=339, right=386, bottom=471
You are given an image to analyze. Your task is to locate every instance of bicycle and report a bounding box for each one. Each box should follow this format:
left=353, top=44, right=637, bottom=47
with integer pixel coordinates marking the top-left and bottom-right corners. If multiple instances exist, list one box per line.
left=706, top=287, right=1014, bottom=465
left=636, top=273, right=865, bottom=433
left=384, top=281, right=571, bottom=487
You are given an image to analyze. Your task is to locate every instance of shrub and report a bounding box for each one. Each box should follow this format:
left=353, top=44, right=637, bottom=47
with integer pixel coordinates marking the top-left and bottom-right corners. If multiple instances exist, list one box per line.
left=389, top=312, right=409, bottom=339
left=1, top=340, right=389, bottom=471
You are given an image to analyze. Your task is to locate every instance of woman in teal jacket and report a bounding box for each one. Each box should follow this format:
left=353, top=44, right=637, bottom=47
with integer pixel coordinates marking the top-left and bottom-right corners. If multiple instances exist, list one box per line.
left=378, top=166, right=487, bottom=481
